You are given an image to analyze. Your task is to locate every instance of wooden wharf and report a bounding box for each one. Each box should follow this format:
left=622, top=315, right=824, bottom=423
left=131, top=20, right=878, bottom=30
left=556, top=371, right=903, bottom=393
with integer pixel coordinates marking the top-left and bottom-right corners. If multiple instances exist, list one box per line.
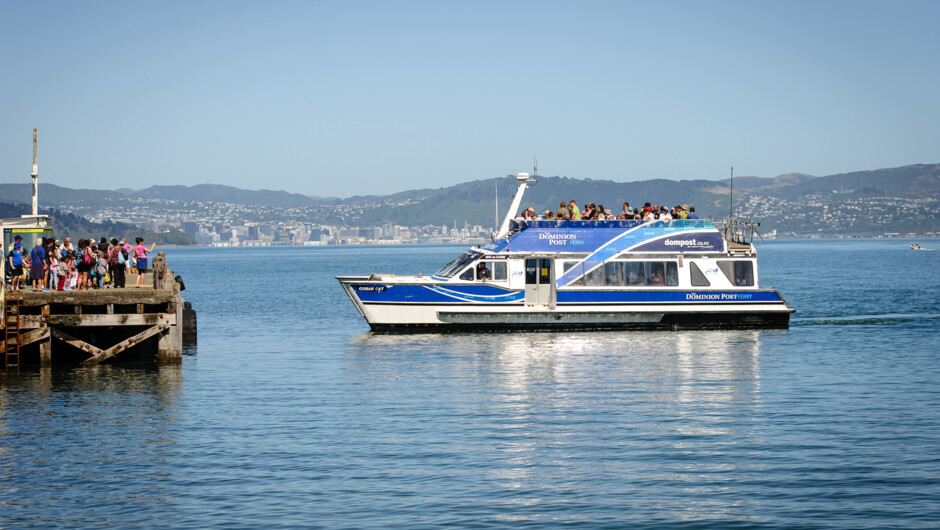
left=2, top=252, right=195, bottom=368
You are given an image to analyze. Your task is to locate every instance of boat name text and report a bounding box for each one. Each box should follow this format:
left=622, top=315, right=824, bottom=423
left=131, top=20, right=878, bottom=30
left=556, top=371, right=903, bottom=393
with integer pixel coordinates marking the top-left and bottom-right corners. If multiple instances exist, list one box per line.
left=686, top=293, right=754, bottom=301
left=538, top=233, right=584, bottom=246
left=665, top=238, right=705, bottom=247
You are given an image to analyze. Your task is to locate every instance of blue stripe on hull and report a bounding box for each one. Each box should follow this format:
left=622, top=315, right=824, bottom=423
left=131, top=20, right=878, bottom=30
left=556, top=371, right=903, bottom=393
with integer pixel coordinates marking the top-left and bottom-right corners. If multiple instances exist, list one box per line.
left=353, top=284, right=784, bottom=305
left=352, top=284, right=523, bottom=304
left=558, top=290, right=784, bottom=304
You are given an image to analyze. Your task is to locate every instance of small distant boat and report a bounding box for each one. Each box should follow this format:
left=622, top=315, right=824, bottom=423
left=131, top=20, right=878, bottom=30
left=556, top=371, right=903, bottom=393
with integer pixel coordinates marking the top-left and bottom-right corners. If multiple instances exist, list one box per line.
left=338, top=172, right=795, bottom=332
left=910, top=243, right=933, bottom=251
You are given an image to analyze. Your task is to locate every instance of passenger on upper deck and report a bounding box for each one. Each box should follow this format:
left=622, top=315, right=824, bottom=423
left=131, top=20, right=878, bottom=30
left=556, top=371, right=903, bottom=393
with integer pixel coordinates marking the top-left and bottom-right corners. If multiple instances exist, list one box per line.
left=556, top=201, right=569, bottom=220
left=568, top=200, right=581, bottom=220
left=544, top=210, right=555, bottom=220
left=688, top=207, right=698, bottom=219
left=582, top=203, right=594, bottom=220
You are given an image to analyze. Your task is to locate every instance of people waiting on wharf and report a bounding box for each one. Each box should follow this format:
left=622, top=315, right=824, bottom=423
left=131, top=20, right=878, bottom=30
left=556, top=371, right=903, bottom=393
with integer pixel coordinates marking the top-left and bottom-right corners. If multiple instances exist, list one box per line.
left=6, top=235, right=155, bottom=291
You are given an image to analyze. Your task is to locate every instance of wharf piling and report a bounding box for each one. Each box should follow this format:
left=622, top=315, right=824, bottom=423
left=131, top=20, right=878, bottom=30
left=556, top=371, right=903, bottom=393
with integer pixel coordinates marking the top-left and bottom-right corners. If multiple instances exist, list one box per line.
left=2, top=252, right=194, bottom=368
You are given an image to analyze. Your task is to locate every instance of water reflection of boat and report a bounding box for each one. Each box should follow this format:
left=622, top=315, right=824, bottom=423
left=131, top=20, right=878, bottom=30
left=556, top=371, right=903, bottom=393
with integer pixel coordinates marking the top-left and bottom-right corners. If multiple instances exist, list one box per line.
left=338, top=173, right=794, bottom=332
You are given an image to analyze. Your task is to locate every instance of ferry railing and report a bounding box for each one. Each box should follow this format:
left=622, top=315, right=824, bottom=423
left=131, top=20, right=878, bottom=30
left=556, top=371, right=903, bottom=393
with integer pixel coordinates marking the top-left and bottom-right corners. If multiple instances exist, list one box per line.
left=716, top=215, right=764, bottom=246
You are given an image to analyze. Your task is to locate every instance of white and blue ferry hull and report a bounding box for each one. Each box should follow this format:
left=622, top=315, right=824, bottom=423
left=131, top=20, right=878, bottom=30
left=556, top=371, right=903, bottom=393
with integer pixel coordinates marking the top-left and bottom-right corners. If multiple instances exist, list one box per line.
left=338, top=278, right=792, bottom=332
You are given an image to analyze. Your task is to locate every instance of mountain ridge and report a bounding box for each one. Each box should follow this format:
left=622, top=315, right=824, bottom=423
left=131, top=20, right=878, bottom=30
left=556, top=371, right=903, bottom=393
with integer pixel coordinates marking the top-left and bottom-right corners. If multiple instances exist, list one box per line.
left=1, top=163, right=938, bottom=232
left=2, top=163, right=937, bottom=209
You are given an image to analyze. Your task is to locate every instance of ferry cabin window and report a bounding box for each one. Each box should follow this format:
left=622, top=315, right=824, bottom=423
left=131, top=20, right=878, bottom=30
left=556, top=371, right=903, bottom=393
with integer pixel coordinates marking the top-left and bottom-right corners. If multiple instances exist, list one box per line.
left=689, top=262, right=711, bottom=286
left=435, top=252, right=480, bottom=278
left=718, top=260, right=754, bottom=286
left=475, top=261, right=506, bottom=281
left=458, top=261, right=509, bottom=281
left=578, top=261, right=678, bottom=287
left=562, top=261, right=584, bottom=286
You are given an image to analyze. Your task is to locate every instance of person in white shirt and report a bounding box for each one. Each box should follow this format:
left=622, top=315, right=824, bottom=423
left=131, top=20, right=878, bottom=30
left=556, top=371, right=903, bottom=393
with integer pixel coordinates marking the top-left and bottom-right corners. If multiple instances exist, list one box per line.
left=58, top=236, right=74, bottom=259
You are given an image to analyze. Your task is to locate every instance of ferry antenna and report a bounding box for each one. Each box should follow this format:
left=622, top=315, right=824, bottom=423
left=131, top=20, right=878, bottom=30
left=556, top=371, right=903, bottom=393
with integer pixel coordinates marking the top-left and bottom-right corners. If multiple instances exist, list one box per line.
left=729, top=166, right=734, bottom=219
left=495, top=181, right=499, bottom=234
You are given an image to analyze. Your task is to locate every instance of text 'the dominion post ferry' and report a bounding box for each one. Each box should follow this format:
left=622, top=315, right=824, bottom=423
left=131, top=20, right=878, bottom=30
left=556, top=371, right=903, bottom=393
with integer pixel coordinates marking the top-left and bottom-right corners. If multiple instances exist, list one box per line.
left=338, top=173, right=794, bottom=332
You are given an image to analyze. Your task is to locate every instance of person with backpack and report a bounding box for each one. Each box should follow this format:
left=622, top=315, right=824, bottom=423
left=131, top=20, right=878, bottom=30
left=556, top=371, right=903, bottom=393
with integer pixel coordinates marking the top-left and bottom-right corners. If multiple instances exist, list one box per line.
left=94, top=250, right=108, bottom=289
left=76, top=239, right=93, bottom=291
left=133, top=237, right=156, bottom=288
left=108, top=237, right=127, bottom=288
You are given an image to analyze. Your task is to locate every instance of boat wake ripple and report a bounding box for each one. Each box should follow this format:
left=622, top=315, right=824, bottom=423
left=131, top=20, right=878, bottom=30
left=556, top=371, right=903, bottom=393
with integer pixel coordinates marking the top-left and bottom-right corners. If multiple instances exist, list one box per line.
left=792, top=313, right=940, bottom=326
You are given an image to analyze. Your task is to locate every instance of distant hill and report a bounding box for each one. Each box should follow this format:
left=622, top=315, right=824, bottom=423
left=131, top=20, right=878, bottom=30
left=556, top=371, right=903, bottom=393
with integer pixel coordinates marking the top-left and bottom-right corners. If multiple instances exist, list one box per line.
left=131, top=184, right=330, bottom=207
left=769, top=164, right=940, bottom=199
left=0, top=183, right=125, bottom=206
left=720, top=173, right=817, bottom=192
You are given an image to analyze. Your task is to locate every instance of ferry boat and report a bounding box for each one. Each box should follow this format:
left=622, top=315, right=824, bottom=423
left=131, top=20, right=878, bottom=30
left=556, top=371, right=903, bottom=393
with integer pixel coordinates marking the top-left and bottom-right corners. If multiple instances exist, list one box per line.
left=337, top=173, right=794, bottom=332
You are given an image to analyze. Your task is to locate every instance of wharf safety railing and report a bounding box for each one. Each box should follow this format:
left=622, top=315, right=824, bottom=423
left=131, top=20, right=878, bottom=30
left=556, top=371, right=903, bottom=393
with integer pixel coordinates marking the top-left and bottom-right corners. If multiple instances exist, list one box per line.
left=716, top=215, right=764, bottom=246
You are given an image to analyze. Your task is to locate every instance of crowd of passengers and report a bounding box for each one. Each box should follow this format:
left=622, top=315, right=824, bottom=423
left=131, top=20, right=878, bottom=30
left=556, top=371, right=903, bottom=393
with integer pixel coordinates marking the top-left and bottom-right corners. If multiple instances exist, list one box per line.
left=520, top=200, right=699, bottom=221
left=6, top=234, right=156, bottom=292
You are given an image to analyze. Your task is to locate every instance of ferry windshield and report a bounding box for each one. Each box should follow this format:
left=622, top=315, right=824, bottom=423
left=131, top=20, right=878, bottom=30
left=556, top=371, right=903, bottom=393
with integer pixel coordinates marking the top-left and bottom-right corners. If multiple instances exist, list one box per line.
left=435, top=252, right=481, bottom=278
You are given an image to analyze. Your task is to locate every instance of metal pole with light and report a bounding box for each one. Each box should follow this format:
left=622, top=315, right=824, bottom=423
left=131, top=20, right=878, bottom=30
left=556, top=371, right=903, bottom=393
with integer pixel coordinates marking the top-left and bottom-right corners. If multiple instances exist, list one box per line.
left=31, top=129, right=38, bottom=216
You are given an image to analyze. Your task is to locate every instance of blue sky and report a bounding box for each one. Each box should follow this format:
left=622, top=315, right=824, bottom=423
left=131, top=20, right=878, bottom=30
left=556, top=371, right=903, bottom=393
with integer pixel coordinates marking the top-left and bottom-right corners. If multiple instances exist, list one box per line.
left=2, top=1, right=938, bottom=198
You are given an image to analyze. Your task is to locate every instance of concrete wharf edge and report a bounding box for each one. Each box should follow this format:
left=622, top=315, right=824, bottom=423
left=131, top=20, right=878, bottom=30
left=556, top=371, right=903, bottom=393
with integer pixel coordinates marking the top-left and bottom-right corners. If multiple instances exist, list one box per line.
left=2, top=261, right=195, bottom=366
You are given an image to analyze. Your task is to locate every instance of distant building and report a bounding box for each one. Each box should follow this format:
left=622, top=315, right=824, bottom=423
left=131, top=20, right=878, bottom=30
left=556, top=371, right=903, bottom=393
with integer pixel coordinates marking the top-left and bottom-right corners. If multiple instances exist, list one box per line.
left=182, top=221, right=199, bottom=239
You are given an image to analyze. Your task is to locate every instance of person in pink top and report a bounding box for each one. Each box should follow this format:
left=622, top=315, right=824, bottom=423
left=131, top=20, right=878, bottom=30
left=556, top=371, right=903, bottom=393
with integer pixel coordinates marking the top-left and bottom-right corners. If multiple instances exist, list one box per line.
left=133, top=237, right=156, bottom=288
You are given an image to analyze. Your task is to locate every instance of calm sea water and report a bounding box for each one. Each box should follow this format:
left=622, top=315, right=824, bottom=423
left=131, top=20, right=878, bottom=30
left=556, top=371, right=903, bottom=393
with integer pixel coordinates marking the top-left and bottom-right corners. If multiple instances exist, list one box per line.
left=2, top=240, right=939, bottom=528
